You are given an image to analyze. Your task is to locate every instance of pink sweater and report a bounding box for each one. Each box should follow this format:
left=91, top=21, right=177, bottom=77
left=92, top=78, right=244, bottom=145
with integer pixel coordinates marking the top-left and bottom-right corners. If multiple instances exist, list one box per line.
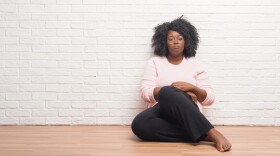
left=140, top=56, right=215, bottom=113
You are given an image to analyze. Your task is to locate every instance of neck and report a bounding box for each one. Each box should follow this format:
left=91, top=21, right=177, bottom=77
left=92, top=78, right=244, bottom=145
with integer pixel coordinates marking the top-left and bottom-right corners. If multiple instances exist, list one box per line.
left=167, top=55, right=184, bottom=65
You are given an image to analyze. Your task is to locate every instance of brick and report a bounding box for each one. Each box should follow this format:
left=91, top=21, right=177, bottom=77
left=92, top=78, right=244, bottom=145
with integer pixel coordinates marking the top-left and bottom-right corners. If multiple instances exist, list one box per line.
left=0, top=118, right=18, bottom=125
left=83, top=93, right=108, bottom=101
left=57, top=29, right=83, bottom=37
left=32, top=92, right=57, bottom=100
left=0, top=85, right=18, bottom=93
left=0, top=102, right=19, bottom=108
left=32, top=29, right=56, bottom=37
left=57, top=76, right=83, bottom=84
left=30, top=0, right=56, bottom=4
left=45, top=37, right=71, bottom=45
left=32, top=109, right=58, bottom=117
left=45, top=5, right=71, bottom=13
left=58, top=93, right=83, bottom=101
left=71, top=117, right=96, bottom=125
left=0, top=4, right=17, bottom=12
left=71, top=85, right=96, bottom=93
left=57, top=0, right=82, bottom=5
left=96, top=85, right=122, bottom=93
left=18, top=5, right=45, bottom=13
left=109, top=109, right=142, bottom=117
left=46, top=21, right=71, bottom=28
left=110, top=77, right=140, bottom=85
left=46, top=84, right=71, bottom=92
left=71, top=37, right=97, bottom=45
left=84, top=61, right=109, bottom=69
left=6, top=45, right=31, bottom=52
left=19, top=84, right=45, bottom=92
left=97, top=101, right=145, bottom=109
left=32, top=13, right=57, bottom=21
left=59, top=109, right=84, bottom=117
left=5, top=60, right=29, bottom=68
left=0, top=37, right=18, bottom=44
left=6, top=109, right=31, bottom=117
left=0, top=21, right=18, bottom=28
left=84, top=77, right=109, bottom=85
left=20, top=37, right=45, bottom=44
left=6, top=28, right=31, bottom=36
left=83, top=0, right=105, bottom=4
left=45, top=69, right=71, bottom=76
left=97, top=117, right=123, bottom=125
left=71, top=69, right=97, bottom=76
left=71, top=101, right=97, bottom=109
left=0, top=76, right=20, bottom=84
left=46, top=117, right=71, bottom=125
left=6, top=93, right=32, bottom=101
left=20, top=101, right=45, bottom=109
left=71, top=5, right=97, bottom=13
left=0, top=110, right=4, bottom=117
left=46, top=101, right=71, bottom=109
left=57, top=61, right=83, bottom=69
left=20, top=118, right=45, bottom=125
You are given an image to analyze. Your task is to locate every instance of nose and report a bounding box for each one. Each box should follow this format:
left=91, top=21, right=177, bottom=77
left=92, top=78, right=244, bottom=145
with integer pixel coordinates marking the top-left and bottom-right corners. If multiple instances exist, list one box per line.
left=174, top=39, right=179, bottom=44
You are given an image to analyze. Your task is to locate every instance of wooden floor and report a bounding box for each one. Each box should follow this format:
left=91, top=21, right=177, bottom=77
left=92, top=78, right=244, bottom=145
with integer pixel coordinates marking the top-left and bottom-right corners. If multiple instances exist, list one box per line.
left=0, top=126, right=279, bottom=156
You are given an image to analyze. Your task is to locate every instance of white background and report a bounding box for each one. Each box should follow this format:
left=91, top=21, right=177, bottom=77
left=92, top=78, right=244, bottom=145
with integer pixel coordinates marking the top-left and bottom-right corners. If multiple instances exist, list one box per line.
left=0, top=0, right=280, bottom=125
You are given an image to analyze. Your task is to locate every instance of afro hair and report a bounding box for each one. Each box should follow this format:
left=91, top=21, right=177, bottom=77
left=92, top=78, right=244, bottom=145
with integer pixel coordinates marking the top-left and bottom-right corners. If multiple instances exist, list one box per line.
left=152, top=16, right=199, bottom=58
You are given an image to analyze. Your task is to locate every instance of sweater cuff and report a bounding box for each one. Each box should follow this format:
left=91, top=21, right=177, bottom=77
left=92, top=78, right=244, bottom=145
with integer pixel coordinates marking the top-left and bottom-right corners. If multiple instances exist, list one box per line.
left=200, top=90, right=214, bottom=106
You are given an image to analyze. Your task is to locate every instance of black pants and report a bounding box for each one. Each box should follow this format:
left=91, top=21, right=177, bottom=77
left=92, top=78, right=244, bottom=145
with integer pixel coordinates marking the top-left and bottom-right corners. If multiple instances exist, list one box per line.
left=131, top=86, right=214, bottom=143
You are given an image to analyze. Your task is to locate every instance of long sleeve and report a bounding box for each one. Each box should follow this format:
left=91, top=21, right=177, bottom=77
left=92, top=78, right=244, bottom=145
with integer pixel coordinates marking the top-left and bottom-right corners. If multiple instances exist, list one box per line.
left=196, top=61, right=215, bottom=106
left=140, top=58, right=157, bottom=104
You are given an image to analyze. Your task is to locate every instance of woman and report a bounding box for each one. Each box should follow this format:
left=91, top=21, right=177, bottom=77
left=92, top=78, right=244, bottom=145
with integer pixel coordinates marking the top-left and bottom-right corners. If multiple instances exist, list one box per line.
left=131, top=17, right=232, bottom=152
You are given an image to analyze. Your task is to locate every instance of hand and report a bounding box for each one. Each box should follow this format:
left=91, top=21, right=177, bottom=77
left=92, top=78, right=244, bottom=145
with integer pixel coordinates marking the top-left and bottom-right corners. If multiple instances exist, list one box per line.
left=186, top=91, right=198, bottom=103
left=171, top=81, right=194, bottom=92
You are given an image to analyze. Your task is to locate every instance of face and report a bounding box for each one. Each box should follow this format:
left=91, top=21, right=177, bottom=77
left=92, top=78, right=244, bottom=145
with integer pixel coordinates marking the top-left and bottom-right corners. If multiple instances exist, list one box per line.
left=167, top=30, right=185, bottom=57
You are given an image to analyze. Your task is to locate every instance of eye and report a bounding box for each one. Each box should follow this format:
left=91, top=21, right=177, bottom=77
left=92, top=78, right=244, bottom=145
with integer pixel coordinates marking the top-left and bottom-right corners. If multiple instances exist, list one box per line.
left=168, top=38, right=174, bottom=42
left=178, top=37, right=184, bottom=41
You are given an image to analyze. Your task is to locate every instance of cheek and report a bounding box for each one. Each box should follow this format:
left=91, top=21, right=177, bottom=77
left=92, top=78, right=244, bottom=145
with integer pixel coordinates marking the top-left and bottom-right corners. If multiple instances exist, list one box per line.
left=181, top=43, right=185, bottom=49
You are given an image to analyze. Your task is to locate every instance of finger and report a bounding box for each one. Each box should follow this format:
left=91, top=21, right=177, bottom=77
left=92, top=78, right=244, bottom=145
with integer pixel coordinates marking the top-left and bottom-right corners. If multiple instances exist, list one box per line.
left=193, top=97, right=198, bottom=103
left=187, top=92, right=197, bottom=97
left=172, top=82, right=180, bottom=85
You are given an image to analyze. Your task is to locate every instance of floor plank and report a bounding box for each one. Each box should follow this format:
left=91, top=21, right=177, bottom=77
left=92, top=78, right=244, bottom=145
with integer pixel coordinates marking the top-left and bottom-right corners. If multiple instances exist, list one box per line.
left=0, top=126, right=279, bottom=156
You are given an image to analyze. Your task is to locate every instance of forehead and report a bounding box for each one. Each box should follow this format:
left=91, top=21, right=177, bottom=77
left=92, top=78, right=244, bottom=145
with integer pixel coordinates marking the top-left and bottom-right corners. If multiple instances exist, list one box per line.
left=167, top=30, right=182, bottom=37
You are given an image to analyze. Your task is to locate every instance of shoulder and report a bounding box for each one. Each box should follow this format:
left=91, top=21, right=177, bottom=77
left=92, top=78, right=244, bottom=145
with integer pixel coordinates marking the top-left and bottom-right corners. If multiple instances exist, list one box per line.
left=147, top=56, right=166, bottom=65
left=186, top=57, right=202, bottom=65
left=185, top=57, right=205, bottom=71
left=150, top=56, right=165, bottom=62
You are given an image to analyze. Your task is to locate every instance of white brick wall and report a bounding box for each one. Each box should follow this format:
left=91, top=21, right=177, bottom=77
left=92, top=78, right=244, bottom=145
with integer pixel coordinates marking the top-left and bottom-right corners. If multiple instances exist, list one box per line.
left=0, top=0, right=280, bottom=125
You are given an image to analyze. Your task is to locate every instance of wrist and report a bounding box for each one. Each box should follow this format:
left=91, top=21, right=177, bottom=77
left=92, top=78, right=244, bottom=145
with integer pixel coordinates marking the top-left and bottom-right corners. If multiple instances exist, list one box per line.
left=189, top=85, right=197, bottom=93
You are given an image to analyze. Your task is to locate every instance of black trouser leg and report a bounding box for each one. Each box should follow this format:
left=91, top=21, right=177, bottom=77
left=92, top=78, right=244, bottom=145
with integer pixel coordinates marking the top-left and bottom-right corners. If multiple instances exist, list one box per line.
left=158, top=86, right=214, bottom=142
left=131, top=104, right=193, bottom=142
left=131, top=86, right=213, bottom=143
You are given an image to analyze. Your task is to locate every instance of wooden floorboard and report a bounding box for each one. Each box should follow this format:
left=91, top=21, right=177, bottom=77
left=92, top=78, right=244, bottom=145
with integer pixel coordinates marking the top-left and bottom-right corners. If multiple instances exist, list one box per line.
left=0, top=126, right=279, bottom=156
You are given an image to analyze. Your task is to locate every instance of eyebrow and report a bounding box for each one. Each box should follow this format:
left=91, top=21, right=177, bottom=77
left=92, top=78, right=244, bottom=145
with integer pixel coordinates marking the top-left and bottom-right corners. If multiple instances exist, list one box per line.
left=167, top=34, right=183, bottom=38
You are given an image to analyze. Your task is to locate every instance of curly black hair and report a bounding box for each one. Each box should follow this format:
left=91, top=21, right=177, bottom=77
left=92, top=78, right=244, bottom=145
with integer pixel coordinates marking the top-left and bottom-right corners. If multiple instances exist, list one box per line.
left=152, top=16, right=199, bottom=58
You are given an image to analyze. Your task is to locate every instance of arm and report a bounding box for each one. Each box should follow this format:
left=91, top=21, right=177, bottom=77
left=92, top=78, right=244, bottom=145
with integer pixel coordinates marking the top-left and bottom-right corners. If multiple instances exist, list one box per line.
left=171, top=82, right=206, bottom=103
left=194, top=61, right=215, bottom=105
left=140, top=58, right=157, bottom=103
left=153, top=87, right=161, bottom=101
left=171, top=61, right=215, bottom=105
left=190, top=86, right=207, bottom=103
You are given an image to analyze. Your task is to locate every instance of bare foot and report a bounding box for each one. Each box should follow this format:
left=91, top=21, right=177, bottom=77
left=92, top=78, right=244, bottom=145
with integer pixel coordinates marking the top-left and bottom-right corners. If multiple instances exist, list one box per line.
left=203, top=135, right=213, bottom=142
left=207, top=128, right=232, bottom=152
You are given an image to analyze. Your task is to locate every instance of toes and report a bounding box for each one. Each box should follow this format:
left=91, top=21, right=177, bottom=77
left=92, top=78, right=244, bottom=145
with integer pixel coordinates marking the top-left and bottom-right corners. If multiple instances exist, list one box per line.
left=223, top=144, right=231, bottom=151
left=218, top=146, right=225, bottom=152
